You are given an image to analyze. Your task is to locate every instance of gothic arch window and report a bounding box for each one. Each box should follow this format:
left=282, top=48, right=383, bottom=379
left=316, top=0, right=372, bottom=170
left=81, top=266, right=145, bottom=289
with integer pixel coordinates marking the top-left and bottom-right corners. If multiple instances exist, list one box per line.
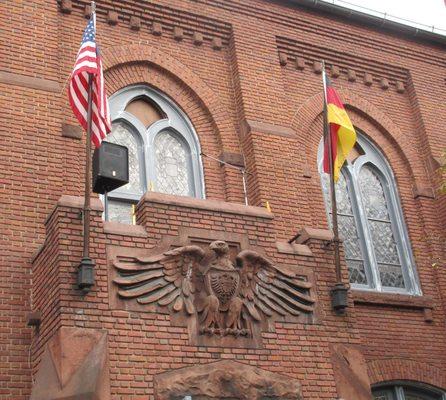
left=372, top=382, right=446, bottom=399
left=318, top=133, right=420, bottom=294
left=105, top=85, right=205, bottom=223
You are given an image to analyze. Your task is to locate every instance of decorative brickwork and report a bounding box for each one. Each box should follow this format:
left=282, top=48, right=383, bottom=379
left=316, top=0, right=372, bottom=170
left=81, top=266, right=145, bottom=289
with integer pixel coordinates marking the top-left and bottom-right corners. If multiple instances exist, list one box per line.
left=58, top=0, right=232, bottom=48
left=1, top=0, right=446, bottom=398
left=277, top=36, right=409, bottom=91
left=368, top=358, right=446, bottom=389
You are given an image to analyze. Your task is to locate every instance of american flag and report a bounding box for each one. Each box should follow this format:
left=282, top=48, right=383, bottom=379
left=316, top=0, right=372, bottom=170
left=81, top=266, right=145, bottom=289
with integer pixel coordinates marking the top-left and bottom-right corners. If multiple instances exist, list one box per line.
left=68, top=15, right=111, bottom=148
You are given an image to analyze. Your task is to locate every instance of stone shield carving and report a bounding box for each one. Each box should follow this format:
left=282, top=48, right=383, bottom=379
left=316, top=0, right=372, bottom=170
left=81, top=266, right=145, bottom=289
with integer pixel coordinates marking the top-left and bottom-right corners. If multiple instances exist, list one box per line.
left=112, top=240, right=315, bottom=342
left=208, top=268, right=240, bottom=307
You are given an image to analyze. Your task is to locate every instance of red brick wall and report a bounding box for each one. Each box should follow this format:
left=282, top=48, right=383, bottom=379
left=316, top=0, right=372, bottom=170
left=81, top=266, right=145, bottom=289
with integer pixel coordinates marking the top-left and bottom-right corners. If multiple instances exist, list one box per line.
left=1, top=0, right=445, bottom=398
left=32, top=194, right=362, bottom=399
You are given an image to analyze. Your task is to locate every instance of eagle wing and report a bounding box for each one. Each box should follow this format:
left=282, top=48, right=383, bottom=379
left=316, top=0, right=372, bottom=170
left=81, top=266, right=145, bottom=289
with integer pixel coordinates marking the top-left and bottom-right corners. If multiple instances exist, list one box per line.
left=113, top=245, right=205, bottom=315
left=236, top=250, right=314, bottom=321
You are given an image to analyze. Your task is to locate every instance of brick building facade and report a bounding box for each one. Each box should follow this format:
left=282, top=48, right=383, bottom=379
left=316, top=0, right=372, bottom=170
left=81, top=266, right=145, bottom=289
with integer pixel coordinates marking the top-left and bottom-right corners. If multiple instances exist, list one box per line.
left=1, top=0, right=445, bottom=399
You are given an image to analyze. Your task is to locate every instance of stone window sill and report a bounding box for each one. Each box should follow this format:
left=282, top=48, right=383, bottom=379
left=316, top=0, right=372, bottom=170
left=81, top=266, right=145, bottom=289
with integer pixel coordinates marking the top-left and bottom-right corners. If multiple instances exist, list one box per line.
left=103, top=221, right=148, bottom=237
left=275, top=241, right=312, bottom=256
left=352, top=290, right=434, bottom=321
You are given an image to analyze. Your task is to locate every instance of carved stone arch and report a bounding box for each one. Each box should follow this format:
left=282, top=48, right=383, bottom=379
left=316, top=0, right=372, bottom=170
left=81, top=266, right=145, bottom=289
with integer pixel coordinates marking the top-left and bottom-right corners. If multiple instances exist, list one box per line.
left=367, top=358, right=446, bottom=391
left=101, top=43, right=236, bottom=152
left=291, top=89, right=422, bottom=184
left=154, top=360, right=302, bottom=399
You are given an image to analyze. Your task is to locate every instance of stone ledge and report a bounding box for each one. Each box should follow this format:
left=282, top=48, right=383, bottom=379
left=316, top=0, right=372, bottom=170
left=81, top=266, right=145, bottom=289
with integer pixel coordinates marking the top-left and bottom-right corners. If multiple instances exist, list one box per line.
left=103, top=221, right=148, bottom=237
left=219, top=151, right=245, bottom=168
left=62, top=123, right=82, bottom=140
left=352, top=290, right=433, bottom=309
left=0, top=71, right=60, bottom=92
left=293, top=227, right=334, bottom=244
left=57, top=195, right=104, bottom=211
left=44, top=195, right=104, bottom=226
left=276, top=241, right=312, bottom=256
left=139, top=192, right=274, bottom=219
left=242, top=119, right=296, bottom=138
left=412, top=183, right=435, bottom=199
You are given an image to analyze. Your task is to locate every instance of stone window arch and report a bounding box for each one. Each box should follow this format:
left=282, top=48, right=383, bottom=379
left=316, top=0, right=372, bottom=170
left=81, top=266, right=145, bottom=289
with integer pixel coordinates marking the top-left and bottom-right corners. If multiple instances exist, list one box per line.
left=372, top=382, right=446, bottom=399
left=105, top=85, right=205, bottom=223
left=318, top=132, right=420, bottom=294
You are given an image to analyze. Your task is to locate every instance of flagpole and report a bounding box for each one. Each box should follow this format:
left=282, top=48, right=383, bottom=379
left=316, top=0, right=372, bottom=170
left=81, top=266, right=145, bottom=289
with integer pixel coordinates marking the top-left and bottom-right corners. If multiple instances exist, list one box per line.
left=322, top=61, right=348, bottom=313
left=82, top=74, right=93, bottom=260
left=78, top=2, right=96, bottom=293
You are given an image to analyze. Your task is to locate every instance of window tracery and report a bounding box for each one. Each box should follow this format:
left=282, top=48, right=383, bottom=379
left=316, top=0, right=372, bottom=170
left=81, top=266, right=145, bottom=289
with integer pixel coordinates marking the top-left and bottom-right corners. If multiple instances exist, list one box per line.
left=319, top=133, right=420, bottom=294
left=105, top=85, right=204, bottom=223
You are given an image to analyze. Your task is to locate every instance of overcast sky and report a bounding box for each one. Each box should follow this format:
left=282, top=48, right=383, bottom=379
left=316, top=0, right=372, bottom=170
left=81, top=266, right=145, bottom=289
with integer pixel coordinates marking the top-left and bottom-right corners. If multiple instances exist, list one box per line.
left=322, top=0, right=446, bottom=34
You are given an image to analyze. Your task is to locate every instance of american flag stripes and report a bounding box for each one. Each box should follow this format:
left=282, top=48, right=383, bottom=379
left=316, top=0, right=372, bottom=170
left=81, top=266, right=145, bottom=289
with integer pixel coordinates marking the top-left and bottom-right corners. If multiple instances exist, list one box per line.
left=68, top=14, right=111, bottom=148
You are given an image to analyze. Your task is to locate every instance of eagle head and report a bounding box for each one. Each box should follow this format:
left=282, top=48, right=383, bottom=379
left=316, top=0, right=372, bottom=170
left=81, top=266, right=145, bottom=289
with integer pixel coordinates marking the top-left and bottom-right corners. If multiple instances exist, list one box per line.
left=209, top=240, right=229, bottom=256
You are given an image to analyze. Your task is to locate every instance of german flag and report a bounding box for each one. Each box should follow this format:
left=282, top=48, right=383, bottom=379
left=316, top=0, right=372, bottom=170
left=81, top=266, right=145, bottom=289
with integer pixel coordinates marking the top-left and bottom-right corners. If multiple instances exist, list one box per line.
left=322, top=78, right=356, bottom=182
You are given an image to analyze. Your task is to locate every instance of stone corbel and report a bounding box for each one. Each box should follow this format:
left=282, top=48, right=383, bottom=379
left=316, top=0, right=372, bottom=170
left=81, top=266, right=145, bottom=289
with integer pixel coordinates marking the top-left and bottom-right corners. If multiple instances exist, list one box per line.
left=31, top=327, right=110, bottom=400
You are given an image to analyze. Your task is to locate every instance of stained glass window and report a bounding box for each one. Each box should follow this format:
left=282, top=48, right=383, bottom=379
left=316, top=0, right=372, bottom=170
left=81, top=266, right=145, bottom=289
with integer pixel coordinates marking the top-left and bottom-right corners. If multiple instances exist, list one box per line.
left=322, top=173, right=367, bottom=285
left=154, top=131, right=192, bottom=196
left=359, top=166, right=404, bottom=288
left=106, top=123, right=143, bottom=194
left=319, top=134, right=419, bottom=294
left=107, top=200, right=134, bottom=224
left=105, top=85, right=204, bottom=224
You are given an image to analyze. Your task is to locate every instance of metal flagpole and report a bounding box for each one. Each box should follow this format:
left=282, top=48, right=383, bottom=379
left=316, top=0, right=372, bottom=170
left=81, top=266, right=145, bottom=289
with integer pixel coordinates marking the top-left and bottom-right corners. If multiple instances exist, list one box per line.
left=322, top=61, right=348, bottom=313
left=82, top=74, right=94, bottom=260
left=78, top=2, right=96, bottom=293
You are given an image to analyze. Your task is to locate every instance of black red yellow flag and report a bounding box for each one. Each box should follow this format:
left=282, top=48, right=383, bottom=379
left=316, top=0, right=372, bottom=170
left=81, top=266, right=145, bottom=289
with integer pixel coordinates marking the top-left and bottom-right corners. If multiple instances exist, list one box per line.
left=322, top=78, right=356, bottom=182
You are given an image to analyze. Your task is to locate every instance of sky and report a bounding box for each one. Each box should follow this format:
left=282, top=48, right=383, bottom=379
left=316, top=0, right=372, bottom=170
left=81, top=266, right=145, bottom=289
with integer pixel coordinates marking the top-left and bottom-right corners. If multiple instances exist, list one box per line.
left=320, top=0, right=446, bottom=35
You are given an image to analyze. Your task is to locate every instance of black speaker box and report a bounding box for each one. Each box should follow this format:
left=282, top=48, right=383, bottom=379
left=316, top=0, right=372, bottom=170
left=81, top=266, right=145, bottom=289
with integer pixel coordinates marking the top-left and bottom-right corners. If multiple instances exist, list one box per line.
left=92, top=141, right=129, bottom=194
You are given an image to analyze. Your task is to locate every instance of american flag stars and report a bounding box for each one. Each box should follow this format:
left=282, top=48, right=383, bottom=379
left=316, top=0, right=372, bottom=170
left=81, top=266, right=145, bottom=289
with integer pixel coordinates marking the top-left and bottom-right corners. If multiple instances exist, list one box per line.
left=68, top=14, right=111, bottom=148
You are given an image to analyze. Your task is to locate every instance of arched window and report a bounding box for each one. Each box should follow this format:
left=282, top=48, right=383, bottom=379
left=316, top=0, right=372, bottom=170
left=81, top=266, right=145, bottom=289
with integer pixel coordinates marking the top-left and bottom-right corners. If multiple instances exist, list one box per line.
left=372, top=382, right=446, bottom=399
left=105, top=85, right=205, bottom=223
left=319, top=133, right=420, bottom=294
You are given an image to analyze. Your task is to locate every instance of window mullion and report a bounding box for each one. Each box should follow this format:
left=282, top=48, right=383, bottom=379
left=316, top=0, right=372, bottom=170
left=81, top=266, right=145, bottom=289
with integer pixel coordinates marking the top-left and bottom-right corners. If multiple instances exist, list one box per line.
left=350, top=164, right=381, bottom=291
left=139, top=128, right=148, bottom=194
left=145, top=124, right=157, bottom=192
left=395, top=386, right=405, bottom=400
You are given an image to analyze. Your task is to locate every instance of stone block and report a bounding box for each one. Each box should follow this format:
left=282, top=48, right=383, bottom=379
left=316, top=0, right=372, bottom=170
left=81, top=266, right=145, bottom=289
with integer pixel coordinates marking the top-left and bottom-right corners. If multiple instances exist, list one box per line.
left=193, top=31, right=203, bottom=45
left=60, top=0, right=72, bottom=14
left=212, top=37, right=222, bottom=50
left=30, top=327, right=110, bottom=400
left=152, top=21, right=162, bottom=36
left=173, top=26, right=184, bottom=41
left=129, top=16, right=141, bottom=31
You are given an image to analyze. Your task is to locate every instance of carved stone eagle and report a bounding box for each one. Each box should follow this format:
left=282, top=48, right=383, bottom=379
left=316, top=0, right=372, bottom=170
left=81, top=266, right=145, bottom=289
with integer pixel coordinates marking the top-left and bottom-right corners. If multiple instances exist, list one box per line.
left=113, top=241, right=314, bottom=337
